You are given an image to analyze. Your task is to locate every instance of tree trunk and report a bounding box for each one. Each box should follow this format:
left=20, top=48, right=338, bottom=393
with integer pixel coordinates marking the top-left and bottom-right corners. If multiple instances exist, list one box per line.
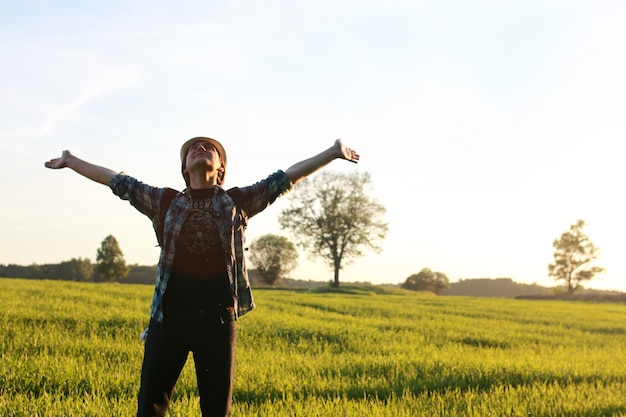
left=332, top=258, right=340, bottom=288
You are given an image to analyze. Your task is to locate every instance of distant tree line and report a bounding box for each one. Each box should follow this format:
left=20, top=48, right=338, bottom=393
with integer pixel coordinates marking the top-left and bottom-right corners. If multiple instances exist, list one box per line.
left=0, top=234, right=151, bottom=284
left=0, top=258, right=94, bottom=281
left=443, top=278, right=553, bottom=298
left=0, top=261, right=159, bottom=284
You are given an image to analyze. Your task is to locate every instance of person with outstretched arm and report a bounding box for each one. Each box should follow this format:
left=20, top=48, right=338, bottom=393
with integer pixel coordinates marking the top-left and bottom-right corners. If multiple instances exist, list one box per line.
left=45, top=137, right=359, bottom=417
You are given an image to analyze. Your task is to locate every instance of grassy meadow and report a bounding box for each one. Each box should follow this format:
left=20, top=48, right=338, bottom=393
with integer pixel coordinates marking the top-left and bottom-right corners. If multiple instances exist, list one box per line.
left=1, top=278, right=625, bottom=416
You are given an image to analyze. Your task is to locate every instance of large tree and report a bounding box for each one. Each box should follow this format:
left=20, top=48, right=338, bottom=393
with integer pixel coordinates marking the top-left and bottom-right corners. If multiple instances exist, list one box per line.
left=548, top=219, right=604, bottom=294
left=402, top=267, right=450, bottom=295
left=248, top=234, right=298, bottom=286
left=279, top=171, right=388, bottom=287
left=96, top=235, right=129, bottom=282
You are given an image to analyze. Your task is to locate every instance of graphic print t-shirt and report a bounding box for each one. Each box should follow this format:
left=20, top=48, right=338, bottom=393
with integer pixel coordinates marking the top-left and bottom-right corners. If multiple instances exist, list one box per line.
left=165, top=188, right=232, bottom=311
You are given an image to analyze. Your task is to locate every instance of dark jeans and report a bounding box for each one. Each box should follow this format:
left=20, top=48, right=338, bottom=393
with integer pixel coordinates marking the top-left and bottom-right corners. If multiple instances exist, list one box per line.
left=137, top=306, right=237, bottom=417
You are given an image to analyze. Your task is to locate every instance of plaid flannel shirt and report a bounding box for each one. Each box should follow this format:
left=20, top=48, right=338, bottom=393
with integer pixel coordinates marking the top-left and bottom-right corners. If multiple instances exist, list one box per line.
left=109, top=170, right=293, bottom=323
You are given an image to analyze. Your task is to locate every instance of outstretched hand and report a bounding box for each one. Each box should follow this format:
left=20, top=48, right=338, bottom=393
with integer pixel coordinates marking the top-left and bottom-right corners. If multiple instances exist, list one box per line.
left=335, top=139, right=360, bottom=163
left=44, top=150, right=117, bottom=185
left=45, top=150, right=71, bottom=169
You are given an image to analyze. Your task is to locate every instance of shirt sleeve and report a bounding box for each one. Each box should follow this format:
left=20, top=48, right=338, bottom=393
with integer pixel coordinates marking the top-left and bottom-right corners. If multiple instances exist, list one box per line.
left=236, top=170, right=293, bottom=218
left=109, top=173, right=164, bottom=220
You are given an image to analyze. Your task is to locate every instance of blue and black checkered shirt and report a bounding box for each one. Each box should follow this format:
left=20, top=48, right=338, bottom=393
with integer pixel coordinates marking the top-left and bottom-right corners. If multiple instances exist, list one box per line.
left=109, top=170, right=293, bottom=323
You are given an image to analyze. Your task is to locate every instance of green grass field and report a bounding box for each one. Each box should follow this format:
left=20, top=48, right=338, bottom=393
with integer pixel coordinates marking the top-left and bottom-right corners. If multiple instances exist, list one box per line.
left=1, top=278, right=625, bottom=416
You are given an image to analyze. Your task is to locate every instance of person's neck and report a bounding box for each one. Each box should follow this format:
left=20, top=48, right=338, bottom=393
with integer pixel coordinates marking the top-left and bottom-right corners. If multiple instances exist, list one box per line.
left=188, top=174, right=218, bottom=190
left=189, top=181, right=217, bottom=190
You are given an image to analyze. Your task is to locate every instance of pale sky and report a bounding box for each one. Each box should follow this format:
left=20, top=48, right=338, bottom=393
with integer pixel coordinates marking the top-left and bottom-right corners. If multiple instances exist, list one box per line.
left=1, top=0, right=625, bottom=291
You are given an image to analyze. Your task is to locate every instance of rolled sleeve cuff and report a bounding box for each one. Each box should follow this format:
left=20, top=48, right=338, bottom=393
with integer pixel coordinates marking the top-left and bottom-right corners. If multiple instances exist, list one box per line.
left=272, top=170, right=293, bottom=196
left=109, top=172, right=133, bottom=198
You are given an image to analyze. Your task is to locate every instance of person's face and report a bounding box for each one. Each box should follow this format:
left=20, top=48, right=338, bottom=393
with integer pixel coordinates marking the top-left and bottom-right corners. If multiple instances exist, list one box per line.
left=185, top=141, right=223, bottom=175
